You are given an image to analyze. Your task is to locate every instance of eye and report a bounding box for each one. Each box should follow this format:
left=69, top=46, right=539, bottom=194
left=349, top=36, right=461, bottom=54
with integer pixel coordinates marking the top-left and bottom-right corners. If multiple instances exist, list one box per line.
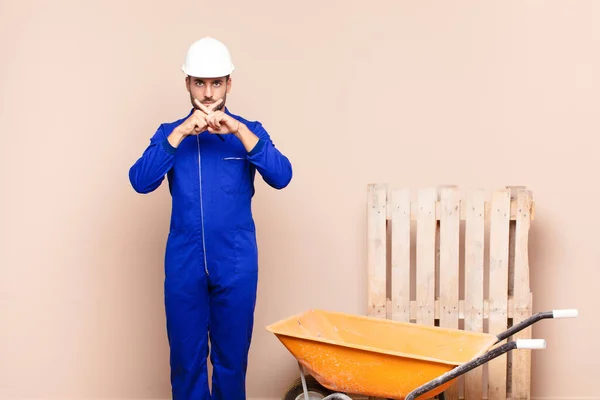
left=195, top=81, right=203, bottom=86
left=214, top=81, right=222, bottom=87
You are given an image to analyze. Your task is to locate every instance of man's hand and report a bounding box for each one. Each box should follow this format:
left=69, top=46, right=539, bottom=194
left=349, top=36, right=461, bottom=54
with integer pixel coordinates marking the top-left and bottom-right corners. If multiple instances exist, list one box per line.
left=196, top=99, right=260, bottom=152
left=194, top=100, right=240, bottom=135
left=179, top=109, right=209, bottom=135
left=167, top=99, right=223, bottom=148
left=183, top=98, right=224, bottom=136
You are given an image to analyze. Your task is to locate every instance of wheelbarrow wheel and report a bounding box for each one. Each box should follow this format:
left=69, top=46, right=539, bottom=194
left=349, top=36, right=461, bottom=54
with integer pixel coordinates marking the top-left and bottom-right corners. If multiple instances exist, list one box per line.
left=282, top=375, right=334, bottom=400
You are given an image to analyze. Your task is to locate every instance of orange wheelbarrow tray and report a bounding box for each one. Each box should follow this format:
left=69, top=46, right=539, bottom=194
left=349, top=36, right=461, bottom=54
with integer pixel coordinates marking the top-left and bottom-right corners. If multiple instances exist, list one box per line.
left=266, top=308, right=578, bottom=400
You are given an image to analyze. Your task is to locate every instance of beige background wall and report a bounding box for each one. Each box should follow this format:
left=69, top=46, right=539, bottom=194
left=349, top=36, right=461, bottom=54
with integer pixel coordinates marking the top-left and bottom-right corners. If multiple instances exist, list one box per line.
left=1, top=1, right=598, bottom=399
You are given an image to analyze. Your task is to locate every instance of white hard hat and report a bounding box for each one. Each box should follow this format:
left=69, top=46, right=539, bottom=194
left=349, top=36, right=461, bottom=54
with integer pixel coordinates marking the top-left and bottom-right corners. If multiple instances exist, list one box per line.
left=181, top=37, right=235, bottom=78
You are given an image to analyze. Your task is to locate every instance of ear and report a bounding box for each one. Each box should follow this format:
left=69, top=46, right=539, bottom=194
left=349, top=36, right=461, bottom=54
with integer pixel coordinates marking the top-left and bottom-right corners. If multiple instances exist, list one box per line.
left=226, top=77, right=232, bottom=93
left=185, top=76, right=191, bottom=93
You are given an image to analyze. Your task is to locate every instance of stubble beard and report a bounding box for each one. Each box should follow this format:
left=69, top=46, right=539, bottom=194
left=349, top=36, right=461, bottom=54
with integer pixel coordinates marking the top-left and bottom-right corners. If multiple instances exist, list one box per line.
left=191, top=92, right=227, bottom=112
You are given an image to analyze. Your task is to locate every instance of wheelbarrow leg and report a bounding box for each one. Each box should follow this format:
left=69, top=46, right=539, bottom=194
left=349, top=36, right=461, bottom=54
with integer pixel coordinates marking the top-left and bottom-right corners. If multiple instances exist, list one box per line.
left=297, top=362, right=310, bottom=400
left=297, top=362, right=352, bottom=400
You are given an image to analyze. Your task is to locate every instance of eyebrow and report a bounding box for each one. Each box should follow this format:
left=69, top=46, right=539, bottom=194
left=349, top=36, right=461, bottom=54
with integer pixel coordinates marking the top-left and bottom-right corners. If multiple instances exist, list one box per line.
left=194, top=78, right=223, bottom=83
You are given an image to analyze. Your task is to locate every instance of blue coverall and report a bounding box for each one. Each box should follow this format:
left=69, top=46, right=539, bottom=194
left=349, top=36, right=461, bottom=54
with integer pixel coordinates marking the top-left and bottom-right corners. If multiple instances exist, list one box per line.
left=128, top=107, right=293, bottom=400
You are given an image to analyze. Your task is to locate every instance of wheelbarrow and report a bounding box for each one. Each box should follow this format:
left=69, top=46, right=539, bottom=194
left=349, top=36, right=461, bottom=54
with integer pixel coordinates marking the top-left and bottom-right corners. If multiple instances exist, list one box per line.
left=266, top=308, right=578, bottom=400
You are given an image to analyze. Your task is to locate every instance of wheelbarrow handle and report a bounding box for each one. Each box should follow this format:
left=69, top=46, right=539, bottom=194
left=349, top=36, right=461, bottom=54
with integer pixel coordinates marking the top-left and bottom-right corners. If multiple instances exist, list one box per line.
left=553, top=309, right=578, bottom=318
left=406, top=310, right=577, bottom=400
left=516, top=339, right=547, bottom=349
left=495, top=309, right=578, bottom=343
left=405, top=339, right=539, bottom=400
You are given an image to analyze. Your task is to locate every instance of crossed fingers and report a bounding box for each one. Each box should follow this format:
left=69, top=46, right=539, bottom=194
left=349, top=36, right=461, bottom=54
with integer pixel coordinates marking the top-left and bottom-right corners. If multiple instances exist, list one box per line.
left=193, top=98, right=236, bottom=134
left=194, top=98, right=223, bottom=115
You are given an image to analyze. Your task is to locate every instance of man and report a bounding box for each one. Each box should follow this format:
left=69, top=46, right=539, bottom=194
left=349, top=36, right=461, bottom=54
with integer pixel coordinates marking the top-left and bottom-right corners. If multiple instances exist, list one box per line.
left=129, top=37, right=293, bottom=400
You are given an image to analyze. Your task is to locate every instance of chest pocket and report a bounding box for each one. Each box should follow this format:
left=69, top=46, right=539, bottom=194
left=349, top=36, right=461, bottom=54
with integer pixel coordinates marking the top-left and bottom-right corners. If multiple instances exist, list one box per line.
left=220, top=156, right=252, bottom=194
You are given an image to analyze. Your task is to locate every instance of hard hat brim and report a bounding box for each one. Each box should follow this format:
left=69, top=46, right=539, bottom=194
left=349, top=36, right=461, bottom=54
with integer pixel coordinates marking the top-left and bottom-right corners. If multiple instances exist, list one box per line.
left=182, top=64, right=235, bottom=78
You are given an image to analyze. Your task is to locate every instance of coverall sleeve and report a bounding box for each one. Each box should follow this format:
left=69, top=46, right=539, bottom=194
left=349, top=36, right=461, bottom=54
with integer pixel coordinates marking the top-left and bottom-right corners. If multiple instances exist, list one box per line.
left=128, top=124, right=177, bottom=194
left=246, top=122, right=293, bottom=189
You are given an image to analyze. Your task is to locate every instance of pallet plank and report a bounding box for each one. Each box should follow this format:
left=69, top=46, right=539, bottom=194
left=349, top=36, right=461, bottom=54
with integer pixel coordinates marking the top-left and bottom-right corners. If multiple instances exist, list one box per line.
left=367, top=184, right=387, bottom=318
left=506, top=186, right=523, bottom=397
left=488, top=189, right=511, bottom=400
left=438, top=188, right=461, bottom=399
left=407, top=298, right=516, bottom=320
left=386, top=198, right=533, bottom=221
left=464, top=189, right=485, bottom=400
left=416, top=188, right=437, bottom=325
left=439, top=187, right=461, bottom=327
left=511, top=190, right=534, bottom=399
left=391, top=188, right=411, bottom=322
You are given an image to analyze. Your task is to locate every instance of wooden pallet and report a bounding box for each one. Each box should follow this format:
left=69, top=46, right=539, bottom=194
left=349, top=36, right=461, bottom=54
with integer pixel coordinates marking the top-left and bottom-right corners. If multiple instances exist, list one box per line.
left=366, top=184, right=535, bottom=400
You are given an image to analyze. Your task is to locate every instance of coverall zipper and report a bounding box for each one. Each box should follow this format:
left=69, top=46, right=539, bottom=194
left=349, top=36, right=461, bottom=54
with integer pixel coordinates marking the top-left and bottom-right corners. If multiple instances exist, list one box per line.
left=196, top=135, right=209, bottom=276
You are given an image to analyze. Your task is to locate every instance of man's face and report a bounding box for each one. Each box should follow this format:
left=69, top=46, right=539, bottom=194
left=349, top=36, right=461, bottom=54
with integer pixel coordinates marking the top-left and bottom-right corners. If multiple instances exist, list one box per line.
left=186, top=76, right=231, bottom=112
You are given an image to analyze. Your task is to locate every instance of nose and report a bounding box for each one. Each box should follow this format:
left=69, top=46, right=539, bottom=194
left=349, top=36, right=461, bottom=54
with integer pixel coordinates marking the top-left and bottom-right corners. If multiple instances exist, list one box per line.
left=204, top=85, right=213, bottom=98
